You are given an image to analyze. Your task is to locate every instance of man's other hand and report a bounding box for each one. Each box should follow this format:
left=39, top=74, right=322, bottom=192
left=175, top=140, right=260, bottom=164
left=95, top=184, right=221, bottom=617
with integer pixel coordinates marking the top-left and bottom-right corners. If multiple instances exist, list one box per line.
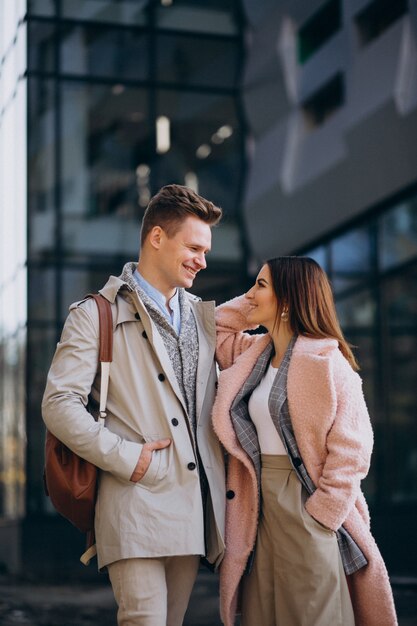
left=130, top=438, right=171, bottom=482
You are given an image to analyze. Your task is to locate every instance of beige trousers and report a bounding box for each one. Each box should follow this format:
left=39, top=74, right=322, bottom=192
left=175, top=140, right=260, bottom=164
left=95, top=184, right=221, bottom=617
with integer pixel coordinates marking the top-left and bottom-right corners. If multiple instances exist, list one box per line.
left=107, top=555, right=200, bottom=626
left=241, top=455, right=355, bottom=626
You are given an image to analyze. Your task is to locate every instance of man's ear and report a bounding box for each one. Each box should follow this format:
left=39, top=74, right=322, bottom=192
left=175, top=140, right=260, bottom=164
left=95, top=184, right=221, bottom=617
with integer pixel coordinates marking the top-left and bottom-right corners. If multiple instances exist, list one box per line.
left=148, top=226, right=163, bottom=250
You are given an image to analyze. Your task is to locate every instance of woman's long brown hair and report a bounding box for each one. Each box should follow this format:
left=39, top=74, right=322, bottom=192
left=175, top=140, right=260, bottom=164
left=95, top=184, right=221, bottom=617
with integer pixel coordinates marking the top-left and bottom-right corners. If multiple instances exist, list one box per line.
left=267, top=256, right=359, bottom=370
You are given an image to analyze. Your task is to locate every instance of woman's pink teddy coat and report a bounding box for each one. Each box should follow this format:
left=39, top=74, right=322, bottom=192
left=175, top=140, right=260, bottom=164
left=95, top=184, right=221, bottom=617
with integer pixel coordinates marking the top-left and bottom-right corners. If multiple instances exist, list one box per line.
left=212, top=296, right=397, bottom=626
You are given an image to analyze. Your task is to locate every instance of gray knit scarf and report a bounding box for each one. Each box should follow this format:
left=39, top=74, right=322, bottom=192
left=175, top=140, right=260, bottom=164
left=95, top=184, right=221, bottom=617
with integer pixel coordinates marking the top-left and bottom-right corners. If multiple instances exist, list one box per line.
left=119, top=262, right=199, bottom=432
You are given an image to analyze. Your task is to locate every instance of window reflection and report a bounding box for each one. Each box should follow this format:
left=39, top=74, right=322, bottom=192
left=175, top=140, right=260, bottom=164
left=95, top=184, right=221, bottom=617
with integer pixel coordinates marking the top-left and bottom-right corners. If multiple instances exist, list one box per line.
left=156, top=90, right=241, bottom=212
left=156, top=33, right=239, bottom=88
left=26, top=327, right=58, bottom=513
left=24, top=0, right=244, bottom=520
left=304, top=245, right=327, bottom=271
left=336, top=289, right=377, bottom=411
left=28, top=21, right=55, bottom=73
left=28, top=79, right=56, bottom=259
left=61, top=24, right=148, bottom=81
left=61, top=268, right=120, bottom=320
left=380, top=195, right=417, bottom=269
left=156, top=0, right=238, bottom=35
left=61, top=82, right=149, bottom=259
left=0, top=331, right=26, bottom=519
left=383, top=267, right=417, bottom=504
left=27, top=0, right=55, bottom=17
left=28, top=268, right=56, bottom=322
left=336, top=290, right=378, bottom=503
left=0, top=13, right=27, bottom=521
left=61, top=0, right=148, bottom=26
left=331, top=226, right=372, bottom=292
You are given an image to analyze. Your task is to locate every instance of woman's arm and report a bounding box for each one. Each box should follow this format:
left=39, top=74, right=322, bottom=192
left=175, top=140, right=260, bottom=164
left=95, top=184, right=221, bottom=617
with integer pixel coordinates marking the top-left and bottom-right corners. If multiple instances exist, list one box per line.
left=304, top=354, right=374, bottom=531
left=215, top=295, right=261, bottom=370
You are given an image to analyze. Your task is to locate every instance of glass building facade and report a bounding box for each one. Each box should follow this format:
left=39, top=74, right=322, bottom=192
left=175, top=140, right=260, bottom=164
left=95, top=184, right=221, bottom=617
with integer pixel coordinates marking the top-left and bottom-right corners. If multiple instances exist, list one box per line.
left=25, top=0, right=246, bottom=526
left=0, top=0, right=416, bottom=579
left=0, top=1, right=27, bottom=530
left=303, top=186, right=417, bottom=572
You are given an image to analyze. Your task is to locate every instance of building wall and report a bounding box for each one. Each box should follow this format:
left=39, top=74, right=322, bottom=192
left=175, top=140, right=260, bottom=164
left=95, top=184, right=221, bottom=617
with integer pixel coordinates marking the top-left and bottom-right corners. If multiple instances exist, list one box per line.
left=241, top=0, right=417, bottom=575
left=0, top=0, right=27, bottom=574
left=1, top=0, right=416, bottom=579
left=242, top=0, right=417, bottom=257
left=22, top=0, right=247, bottom=578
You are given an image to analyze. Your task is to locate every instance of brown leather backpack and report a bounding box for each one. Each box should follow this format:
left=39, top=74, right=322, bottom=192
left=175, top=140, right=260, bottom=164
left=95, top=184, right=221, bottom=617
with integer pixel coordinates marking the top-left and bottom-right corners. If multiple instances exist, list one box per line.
left=43, top=294, right=113, bottom=550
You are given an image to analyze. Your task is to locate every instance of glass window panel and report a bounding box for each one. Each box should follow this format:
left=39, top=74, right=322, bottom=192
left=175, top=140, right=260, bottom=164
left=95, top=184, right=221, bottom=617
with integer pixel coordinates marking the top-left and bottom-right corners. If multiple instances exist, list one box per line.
left=0, top=331, right=26, bottom=518
left=61, top=0, right=147, bottom=26
left=336, top=288, right=376, bottom=330
left=156, top=33, right=239, bottom=88
left=331, top=226, right=373, bottom=292
left=27, top=0, right=55, bottom=17
left=383, top=267, right=417, bottom=504
left=155, top=90, right=242, bottom=215
left=380, top=195, right=417, bottom=269
left=60, top=82, right=149, bottom=260
left=28, top=20, right=55, bottom=73
left=28, top=78, right=56, bottom=260
left=26, top=326, right=57, bottom=513
left=336, top=289, right=378, bottom=504
left=28, top=267, right=56, bottom=322
left=61, top=267, right=119, bottom=320
left=61, top=24, right=148, bottom=81
left=156, top=1, right=238, bottom=35
left=303, top=245, right=328, bottom=272
left=336, top=289, right=377, bottom=409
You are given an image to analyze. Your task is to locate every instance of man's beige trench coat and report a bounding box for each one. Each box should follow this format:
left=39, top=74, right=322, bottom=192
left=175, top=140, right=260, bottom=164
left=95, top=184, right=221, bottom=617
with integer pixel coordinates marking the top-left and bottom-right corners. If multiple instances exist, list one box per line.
left=42, top=273, right=226, bottom=570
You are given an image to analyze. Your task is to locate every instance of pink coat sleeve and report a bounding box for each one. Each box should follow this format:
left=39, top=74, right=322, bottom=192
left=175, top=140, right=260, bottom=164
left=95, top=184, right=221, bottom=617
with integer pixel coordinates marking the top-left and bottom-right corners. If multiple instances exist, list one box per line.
left=215, top=295, right=261, bottom=370
left=304, top=352, right=374, bottom=531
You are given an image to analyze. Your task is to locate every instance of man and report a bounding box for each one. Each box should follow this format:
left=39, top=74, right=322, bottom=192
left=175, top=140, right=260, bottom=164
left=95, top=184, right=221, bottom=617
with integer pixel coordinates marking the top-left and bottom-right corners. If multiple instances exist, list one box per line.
left=42, top=184, right=226, bottom=626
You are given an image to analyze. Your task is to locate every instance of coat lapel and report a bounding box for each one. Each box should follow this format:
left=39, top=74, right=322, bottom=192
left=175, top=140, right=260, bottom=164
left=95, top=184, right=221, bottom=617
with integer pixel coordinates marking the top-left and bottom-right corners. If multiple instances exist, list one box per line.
left=230, top=344, right=273, bottom=481
left=190, top=298, right=216, bottom=421
left=267, top=336, right=297, bottom=434
left=130, top=291, right=189, bottom=416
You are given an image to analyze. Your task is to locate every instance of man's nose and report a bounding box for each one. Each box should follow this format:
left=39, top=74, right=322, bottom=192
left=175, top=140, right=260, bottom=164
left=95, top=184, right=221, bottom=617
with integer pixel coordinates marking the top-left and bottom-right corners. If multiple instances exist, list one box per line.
left=196, top=254, right=207, bottom=269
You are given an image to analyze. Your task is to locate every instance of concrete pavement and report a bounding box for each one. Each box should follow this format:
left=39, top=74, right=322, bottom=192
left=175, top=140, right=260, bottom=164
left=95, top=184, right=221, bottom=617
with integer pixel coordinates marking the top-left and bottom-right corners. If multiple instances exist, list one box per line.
left=1, top=569, right=416, bottom=625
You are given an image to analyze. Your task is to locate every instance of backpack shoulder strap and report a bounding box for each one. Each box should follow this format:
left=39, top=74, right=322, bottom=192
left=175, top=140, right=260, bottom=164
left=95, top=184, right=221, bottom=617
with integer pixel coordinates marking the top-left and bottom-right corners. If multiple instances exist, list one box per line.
left=85, top=293, right=113, bottom=418
left=85, top=293, right=113, bottom=363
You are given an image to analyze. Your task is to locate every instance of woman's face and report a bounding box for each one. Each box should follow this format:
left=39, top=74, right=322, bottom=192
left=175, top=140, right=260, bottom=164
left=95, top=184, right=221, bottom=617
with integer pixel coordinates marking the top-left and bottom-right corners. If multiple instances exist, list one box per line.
left=245, top=264, right=279, bottom=329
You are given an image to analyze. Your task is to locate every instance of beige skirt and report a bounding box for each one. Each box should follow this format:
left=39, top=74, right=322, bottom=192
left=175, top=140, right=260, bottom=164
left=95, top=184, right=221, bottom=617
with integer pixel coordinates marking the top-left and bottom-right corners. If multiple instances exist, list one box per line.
left=240, top=455, right=355, bottom=626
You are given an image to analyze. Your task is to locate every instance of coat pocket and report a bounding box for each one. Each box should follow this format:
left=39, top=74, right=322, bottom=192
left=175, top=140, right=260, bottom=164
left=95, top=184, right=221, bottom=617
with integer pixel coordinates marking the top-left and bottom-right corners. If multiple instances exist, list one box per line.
left=136, top=434, right=171, bottom=490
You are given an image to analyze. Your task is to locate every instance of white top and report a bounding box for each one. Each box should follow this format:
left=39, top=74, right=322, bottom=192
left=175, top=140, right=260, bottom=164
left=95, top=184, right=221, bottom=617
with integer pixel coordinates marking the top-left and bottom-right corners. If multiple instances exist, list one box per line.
left=248, top=363, right=287, bottom=455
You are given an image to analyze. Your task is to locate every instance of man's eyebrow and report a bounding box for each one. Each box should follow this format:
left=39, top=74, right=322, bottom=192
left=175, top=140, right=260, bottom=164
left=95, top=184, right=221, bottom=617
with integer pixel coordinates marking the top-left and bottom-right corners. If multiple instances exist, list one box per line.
left=187, top=242, right=211, bottom=251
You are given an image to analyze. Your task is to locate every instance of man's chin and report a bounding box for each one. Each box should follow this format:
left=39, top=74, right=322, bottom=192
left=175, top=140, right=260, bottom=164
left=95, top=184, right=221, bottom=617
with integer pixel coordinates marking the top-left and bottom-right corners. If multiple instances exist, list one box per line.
left=182, top=272, right=197, bottom=286
left=180, top=276, right=194, bottom=288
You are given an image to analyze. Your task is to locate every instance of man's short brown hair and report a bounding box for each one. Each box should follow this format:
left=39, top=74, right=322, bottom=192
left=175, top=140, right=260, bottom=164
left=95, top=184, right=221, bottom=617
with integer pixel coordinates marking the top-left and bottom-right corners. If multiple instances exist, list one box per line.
left=140, top=184, right=222, bottom=246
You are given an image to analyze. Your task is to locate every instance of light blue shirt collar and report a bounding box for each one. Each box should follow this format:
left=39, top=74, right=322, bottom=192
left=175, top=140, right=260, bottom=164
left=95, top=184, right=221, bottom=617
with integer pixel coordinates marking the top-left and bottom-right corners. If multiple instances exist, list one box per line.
left=133, top=268, right=181, bottom=334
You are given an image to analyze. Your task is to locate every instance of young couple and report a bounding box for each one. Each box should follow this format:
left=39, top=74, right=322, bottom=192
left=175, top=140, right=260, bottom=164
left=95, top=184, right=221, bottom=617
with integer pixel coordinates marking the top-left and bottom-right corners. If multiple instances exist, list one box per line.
left=42, top=185, right=397, bottom=626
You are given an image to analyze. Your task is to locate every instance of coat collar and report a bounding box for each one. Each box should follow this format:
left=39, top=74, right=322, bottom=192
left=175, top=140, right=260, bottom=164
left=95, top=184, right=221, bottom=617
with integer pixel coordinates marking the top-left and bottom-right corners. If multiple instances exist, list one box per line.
left=293, top=335, right=338, bottom=356
left=98, top=262, right=202, bottom=327
left=99, top=262, right=216, bottom=422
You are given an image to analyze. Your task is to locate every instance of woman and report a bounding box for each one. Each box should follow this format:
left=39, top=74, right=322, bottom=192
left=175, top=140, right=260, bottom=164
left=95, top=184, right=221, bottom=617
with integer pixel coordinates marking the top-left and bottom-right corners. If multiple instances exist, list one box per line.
left=212, top=257, right=397, bottom=626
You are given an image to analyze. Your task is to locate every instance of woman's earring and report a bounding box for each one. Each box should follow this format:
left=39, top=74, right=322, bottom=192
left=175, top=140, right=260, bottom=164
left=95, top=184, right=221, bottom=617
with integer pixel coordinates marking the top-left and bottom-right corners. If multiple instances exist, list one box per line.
left=281, top=309, right=289, bottom=322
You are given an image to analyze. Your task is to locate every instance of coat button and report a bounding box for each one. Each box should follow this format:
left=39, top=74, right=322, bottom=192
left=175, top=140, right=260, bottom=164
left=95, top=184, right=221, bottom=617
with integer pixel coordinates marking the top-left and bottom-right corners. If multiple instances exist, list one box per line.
left=226, top=490, right=235, bottom=500
left=158, top=373, right=165, bottom=382
left=171, top=418, right=179, bottom=426
left=187, top=462, right=196, bottom=471
left=135, top=312, right=140, bottom=320
left=142, top=330, right=147, bottom=339
left=293, top=457, right=302, bottom=467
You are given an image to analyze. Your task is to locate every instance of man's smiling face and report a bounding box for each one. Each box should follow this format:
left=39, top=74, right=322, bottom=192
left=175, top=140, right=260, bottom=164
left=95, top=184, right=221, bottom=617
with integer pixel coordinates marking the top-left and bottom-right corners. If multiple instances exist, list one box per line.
left=156, top=215, right=212, bottom=293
